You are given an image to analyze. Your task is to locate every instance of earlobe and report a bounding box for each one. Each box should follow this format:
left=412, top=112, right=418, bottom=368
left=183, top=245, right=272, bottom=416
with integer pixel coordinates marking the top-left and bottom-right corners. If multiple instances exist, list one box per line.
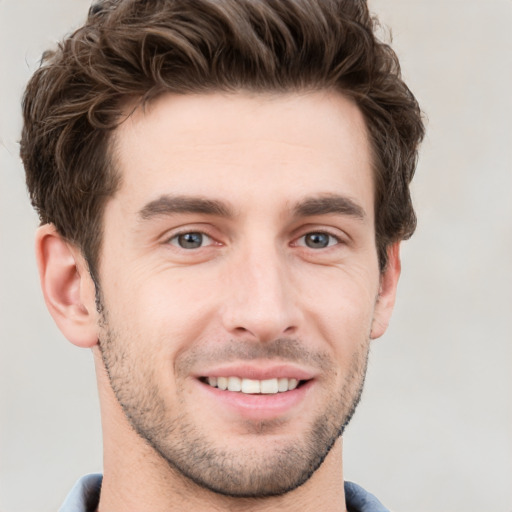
left=370, top=242, right=401, bottom=340
left=35, top=224, right=99, bottom=348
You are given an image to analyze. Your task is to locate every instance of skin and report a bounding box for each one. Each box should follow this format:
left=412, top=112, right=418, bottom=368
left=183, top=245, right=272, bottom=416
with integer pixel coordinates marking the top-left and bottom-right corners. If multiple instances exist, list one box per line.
left=36, top=90, right=401, bottom=512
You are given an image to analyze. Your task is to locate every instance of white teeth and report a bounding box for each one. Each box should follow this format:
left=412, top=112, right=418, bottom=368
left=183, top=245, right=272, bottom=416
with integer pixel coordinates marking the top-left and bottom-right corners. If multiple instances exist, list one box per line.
left=277, top=377, right=288, bottom=392
left=217, top=376, right=228, bottom=390
left=227, top=376, right=241, bottom=392
left=260, top=378, right=278, bottom=394
left=241, top=379, right=261, bottom=394
left=205, top=376, right=302, bottom=394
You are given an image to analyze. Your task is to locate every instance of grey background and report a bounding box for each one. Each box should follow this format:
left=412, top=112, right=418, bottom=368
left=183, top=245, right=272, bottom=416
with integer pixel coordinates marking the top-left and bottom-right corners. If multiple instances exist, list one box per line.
left=1, top=1, right=511, bottom=511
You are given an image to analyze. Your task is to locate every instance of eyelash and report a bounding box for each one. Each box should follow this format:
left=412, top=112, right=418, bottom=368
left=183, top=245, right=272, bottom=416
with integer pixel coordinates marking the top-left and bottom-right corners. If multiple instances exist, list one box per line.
left=294, top=231, right=342, bottom=249
left=167, top=231, right=216, bottom=249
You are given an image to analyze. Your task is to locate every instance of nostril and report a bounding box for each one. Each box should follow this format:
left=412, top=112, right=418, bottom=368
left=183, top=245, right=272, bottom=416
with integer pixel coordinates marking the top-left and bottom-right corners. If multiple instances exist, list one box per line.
left=232, top=326, right=253, bottom=337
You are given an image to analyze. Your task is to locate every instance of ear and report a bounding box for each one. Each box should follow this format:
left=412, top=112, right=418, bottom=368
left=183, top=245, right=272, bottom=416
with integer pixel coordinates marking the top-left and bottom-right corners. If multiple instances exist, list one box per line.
left=35, top=224, right=99, bottom=348
left=370, top=242, right=401, bottom=340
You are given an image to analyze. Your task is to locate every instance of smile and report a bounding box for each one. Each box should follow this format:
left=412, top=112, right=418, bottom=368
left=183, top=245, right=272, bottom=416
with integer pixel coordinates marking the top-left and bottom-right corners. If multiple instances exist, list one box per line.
left=202, top=376, right=302, bottom=394
left=196, top=370, right=315, bottom=420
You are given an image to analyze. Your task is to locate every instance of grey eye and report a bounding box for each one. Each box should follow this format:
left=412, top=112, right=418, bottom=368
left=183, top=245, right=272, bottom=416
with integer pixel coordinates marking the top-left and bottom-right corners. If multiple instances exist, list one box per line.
left=170, top=232, right=211, bottom=249
left=303, top=232, right=337, bottom=249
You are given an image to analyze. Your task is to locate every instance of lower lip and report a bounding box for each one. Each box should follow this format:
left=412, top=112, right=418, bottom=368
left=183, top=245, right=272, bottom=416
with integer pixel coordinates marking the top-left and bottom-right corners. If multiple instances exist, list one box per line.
left=196, top=379, right=314, bottom=421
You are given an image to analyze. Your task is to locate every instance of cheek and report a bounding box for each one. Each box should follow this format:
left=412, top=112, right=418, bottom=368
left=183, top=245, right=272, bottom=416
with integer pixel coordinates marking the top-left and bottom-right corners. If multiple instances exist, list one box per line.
left=103, top=266, right=221, bottom=357
left=297, top=264, right=380, bottom=350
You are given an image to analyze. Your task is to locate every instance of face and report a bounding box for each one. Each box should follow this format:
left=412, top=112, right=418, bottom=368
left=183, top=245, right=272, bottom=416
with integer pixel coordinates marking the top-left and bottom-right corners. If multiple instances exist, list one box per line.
left=95, top=91, right=395, bottom=497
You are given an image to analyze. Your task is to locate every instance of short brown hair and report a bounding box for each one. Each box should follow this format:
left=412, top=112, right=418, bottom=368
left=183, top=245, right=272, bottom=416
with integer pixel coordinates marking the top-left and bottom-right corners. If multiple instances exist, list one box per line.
left=20, top=0, right=424, bottom=278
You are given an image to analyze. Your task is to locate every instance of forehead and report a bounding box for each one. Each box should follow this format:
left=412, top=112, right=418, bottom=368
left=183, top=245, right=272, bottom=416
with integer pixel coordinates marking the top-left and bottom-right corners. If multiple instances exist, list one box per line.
left=110, top=90, right=374, bottom=216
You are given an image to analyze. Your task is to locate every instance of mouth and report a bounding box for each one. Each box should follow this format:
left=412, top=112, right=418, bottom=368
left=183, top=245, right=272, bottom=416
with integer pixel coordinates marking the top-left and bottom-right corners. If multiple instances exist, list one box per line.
left=199, top=376, right=307, bottom=394
left=195, top=368, right=315, bottom=420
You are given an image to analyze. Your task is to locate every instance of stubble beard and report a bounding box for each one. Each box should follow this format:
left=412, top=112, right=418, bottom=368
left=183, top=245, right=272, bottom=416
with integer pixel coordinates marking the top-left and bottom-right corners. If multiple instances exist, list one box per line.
left=98, top=307, right=370, bottom=498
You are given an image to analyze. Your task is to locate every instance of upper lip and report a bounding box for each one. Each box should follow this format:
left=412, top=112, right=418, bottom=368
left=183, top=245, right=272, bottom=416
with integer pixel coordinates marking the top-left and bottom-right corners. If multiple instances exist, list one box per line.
left=194, top=363, right=317, bottom=381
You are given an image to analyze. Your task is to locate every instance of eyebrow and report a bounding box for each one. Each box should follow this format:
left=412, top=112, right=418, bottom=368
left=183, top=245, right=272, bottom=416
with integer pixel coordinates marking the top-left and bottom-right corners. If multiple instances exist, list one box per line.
left=138, top=195, right=234, bottom=221
left=292, top=194, right=366, bottom=220
left=137, top=193, right=365, bottom=222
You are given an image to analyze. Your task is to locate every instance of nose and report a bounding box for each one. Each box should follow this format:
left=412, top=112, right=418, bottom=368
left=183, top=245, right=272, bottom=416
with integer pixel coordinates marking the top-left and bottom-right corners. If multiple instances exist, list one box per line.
left=220, top=241, right=302, bottom=342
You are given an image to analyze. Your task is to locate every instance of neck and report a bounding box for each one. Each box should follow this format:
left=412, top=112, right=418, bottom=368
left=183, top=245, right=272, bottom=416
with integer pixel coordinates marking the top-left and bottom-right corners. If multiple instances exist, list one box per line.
left=93, top=349, right=347, bottom=512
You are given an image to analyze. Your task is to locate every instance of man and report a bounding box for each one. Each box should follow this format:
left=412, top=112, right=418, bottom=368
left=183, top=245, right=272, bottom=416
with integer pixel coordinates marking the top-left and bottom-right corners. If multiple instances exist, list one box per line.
left=20, top=0, right=424, bottom=510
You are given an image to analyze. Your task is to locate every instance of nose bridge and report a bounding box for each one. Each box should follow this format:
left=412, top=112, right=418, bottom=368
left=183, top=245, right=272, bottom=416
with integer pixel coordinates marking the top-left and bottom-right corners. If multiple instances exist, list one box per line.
left=221, top=235, right=299, bottom=341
